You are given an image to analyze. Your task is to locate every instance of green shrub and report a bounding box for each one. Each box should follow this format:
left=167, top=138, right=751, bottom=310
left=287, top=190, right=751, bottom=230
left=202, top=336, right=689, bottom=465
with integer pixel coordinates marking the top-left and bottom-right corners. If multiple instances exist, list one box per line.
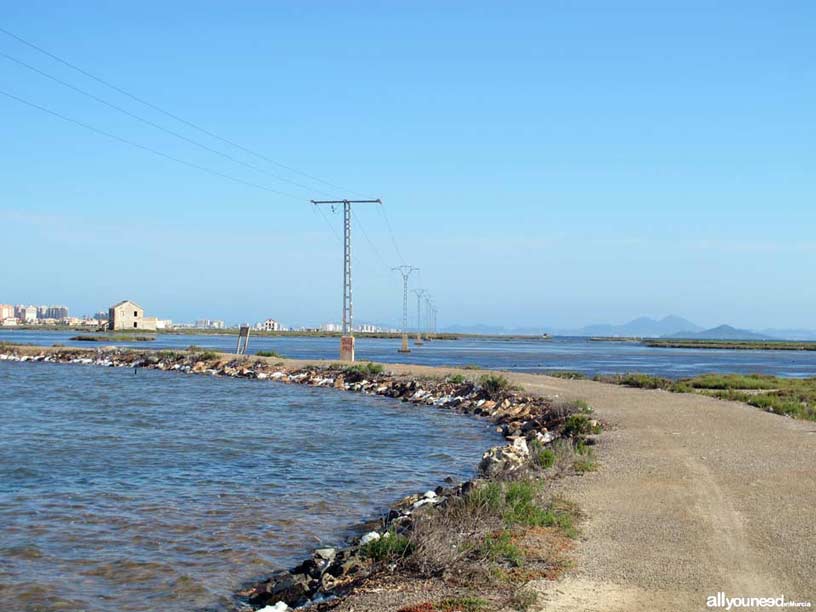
left=256, top=350, right=283, bottom=358
left=548, top=371, right=586, bottom=380
left=479, top=374, right=511, bottom=396
left=447, top=373, right=467, bottom=384
left=437, top=596, right=488, bottom=612
left=529, top=439, right=556, bottom=469
left=478, top=530, right=523, bottom=566
left=199, top=351, right=218, bottom=361
left=563, top=414, right=601, bottom=438
left=573, top=442, right=598, bottom=474
left=344, top=362, right=385, bottom=377
left=686, top=373, right=777, bottom=390
left=361, top=529, right=412, bottom=561
left=467, top=481, right=504, bottom=514
left=510, top=587, right=539, bottom=611
left=574, top=399, right=592, bottom=413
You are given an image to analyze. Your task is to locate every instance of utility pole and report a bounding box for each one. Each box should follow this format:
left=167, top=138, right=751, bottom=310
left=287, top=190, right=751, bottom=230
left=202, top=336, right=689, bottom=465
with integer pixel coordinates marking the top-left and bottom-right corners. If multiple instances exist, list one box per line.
left=312, top=198, right=382, bottom=361
left=392, top=265, right=418, bottom=353
left=413, top=288, right=425, bottom=345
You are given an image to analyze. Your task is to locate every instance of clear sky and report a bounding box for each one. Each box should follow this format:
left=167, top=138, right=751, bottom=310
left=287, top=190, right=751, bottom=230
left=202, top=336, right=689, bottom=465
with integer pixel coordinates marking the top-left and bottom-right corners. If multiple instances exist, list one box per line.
left=1, top=1, right=813, bottom=330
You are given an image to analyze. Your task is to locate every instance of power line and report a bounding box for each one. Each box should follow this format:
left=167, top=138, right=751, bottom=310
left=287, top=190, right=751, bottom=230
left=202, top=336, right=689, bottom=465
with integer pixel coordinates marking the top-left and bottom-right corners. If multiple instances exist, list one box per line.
left=0, top=49, right=335, bottom=197
left=352, top=208, right=390, bottom=271
left=377, top=203, right=406, bottom=264
left=313, top=204, right=343, bottom=245
left=0, top=87, right=300, bottom=198
left=0, top=25, right=361, bottom=196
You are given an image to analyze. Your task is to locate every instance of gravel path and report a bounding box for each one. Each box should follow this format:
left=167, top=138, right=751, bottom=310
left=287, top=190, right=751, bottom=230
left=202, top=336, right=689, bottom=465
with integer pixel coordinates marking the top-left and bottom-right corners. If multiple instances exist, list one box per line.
left=507, top=374, right=816, bottom=611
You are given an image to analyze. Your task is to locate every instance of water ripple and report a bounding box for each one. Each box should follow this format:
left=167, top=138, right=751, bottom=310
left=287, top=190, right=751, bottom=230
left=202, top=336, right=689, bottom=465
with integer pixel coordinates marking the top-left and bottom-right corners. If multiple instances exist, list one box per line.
left=0, top=361, right=500, bottom=612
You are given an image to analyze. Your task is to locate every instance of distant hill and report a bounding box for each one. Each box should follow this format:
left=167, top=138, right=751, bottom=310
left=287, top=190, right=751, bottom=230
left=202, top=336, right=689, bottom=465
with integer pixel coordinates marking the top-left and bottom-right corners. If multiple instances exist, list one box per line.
left=560, top=315, right=702, bottom=338
left=663, top=325, right=773, bottom=341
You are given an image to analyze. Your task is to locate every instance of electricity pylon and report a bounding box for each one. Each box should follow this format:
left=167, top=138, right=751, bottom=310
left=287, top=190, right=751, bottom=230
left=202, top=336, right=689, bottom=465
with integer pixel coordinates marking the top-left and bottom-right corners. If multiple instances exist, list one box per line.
left=425, top=293, right=434, bottom=342
left=413, top=288, right=426, bottom=345
left=392, top=265, right=418, bottom=353
left=311, top=198, right=381, bottom=361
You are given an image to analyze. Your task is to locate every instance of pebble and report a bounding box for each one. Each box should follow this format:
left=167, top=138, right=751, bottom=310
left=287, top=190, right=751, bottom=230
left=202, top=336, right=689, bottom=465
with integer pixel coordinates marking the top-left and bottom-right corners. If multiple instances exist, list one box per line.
left=257, top=602, right=291, bottom=612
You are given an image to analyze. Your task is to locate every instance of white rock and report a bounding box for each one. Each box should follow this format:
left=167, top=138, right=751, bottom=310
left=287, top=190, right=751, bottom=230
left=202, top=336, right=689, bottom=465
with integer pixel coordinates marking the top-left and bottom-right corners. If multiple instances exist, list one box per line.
left=511, top=437, right=529, bottom=453
left=535, top=430, right=556, bottom=445
left=257, top=602, right=291, bottom=612
left=360, top=531, right=380, bottom=545
left=423, top=490, right=437, bottom=499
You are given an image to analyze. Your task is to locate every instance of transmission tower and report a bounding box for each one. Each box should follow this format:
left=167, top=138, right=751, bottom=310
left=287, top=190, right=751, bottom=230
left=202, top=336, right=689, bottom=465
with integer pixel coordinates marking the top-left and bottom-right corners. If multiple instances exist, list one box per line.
left=311, top=198, right=382, bottom=361
left=413, top=288, right=426, bottom=345
left=424, top=295, right=434, bottom=341
left=392, top=265, right=418, bottom=353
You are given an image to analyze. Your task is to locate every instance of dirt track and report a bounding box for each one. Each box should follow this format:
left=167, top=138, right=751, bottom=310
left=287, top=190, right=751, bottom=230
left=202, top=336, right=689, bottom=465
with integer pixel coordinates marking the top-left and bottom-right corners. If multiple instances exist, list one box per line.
left=342, top=364, right=816, bottom=611
left=506, top=373, right=816, bottom=611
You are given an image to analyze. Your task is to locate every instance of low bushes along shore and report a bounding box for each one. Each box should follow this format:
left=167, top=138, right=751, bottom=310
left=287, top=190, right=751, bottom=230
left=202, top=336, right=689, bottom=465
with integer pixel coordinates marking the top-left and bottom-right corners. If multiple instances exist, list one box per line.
left=548, top=370, right=816, bottom=421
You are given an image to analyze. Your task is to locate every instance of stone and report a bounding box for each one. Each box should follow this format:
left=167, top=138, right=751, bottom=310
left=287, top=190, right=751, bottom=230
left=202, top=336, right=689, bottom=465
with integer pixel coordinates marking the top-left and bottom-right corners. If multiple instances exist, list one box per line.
left=314, top=547, right=336, bottom=563
left=360, top=531, right=380, bottom=545
left=248, top=571, right=310, bottom=607
left=257, top=603, right=291, bottom=612
left=479, top=439, right=530, bottom=477
left=533, top=430, right=556, bottom=445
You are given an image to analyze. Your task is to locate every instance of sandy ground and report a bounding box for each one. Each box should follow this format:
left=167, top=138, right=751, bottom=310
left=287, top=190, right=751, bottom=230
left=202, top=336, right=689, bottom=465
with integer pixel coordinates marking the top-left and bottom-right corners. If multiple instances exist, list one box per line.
left=509, top=373, right=816, bottom=611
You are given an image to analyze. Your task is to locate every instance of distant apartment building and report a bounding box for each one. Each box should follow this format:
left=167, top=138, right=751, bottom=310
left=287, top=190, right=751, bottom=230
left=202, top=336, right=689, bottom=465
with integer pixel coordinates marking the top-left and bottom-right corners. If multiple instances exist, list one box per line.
left=21, top=306, right=37, bottom=323
left=46, top=305, right=69, bottom=320
left=94, top=311, right=108, bottom=322
left=258, top=319, right=281, bottom=331
left=0, top=304, right=14, bottom=320
left=356, top=323, right=380, bottom=333
left=321, top=322, right=341, bottom=332
left=108, top=300, right=157, bottom=331
left=195, top=319, right=225, bottom=329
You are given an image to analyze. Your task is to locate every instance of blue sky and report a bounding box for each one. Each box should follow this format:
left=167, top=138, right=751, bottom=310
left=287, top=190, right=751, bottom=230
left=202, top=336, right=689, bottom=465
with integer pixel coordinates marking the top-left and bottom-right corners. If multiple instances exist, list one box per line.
left=1, top=1, right=813, bottom=329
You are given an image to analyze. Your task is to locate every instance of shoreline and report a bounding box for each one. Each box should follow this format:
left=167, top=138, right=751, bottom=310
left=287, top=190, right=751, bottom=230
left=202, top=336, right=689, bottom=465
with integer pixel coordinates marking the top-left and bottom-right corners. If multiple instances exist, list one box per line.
left=0, top=344, right=593, bottom=611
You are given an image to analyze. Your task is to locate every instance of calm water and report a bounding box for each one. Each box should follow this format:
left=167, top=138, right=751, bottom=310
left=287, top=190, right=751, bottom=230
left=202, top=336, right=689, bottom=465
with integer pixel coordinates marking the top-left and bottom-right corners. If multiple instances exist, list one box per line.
left=0, top=360, right=500, bottom=612
left=4, top=330, right=816, bottom=378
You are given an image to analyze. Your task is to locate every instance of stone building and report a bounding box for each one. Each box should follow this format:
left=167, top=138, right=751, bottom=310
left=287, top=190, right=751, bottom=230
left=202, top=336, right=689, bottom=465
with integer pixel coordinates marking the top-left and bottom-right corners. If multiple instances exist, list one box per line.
left=108, top=300, right=157, bottom=331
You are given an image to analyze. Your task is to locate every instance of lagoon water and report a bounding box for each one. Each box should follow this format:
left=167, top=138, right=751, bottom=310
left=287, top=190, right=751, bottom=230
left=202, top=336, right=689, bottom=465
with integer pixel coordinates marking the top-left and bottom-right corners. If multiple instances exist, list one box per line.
left=0, top=360, right=501, bottom=612
left=3, top=329, right=816, bottom=378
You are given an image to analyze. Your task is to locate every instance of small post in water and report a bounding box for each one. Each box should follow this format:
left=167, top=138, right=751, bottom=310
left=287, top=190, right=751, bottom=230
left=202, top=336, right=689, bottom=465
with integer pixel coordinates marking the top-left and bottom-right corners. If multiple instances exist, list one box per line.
left=236, top=324, right=251, bottom=355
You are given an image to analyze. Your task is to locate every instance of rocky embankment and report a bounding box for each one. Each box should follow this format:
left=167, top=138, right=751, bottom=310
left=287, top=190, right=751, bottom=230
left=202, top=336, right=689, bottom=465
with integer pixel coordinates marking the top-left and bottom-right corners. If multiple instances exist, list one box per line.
left=0, top=346, right=590, bottom=611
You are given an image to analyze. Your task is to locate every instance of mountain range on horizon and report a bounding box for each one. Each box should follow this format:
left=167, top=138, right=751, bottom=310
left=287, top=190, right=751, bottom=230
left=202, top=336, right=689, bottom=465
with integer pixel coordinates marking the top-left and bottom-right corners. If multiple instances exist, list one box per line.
left=443, top=316, right=816, bottom=341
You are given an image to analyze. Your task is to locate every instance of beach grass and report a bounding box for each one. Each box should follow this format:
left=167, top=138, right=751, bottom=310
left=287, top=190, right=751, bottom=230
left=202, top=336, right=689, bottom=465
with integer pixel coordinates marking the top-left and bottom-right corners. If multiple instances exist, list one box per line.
left=597, top=372, right=816, bottom=421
